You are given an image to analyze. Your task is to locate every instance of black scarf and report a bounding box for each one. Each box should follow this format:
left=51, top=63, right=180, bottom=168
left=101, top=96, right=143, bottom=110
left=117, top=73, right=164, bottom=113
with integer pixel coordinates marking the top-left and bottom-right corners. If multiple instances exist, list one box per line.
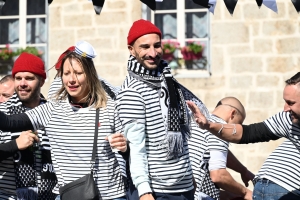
left=6, top=94, right=57, bottom=200
left=127, top=55, right=190, bottom=158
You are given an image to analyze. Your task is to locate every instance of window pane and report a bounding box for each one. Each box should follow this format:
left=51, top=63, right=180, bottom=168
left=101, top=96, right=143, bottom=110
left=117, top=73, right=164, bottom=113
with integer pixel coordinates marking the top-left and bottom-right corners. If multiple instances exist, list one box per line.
left=185, top=12, right=208, bottom=38
left=0, top=0, right=19, bottom=16
left=26, top=18, right=46, bottom=44
left=183, top=41, right=208, bottom=70
left=185, top=0, right=206, bottom=9
left=156, top=1, right=176, bottom=10
left=36, top=46, right=46, bottom=63
left=27, top=0, right=46, bottom=15
left=0, top=19, right=19, bottom=44
left=155, top=14, right=177, bottom=39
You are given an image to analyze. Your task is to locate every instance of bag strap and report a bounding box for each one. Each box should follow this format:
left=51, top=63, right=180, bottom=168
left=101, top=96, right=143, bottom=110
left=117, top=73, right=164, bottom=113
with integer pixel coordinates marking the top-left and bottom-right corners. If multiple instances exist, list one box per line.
left=91, top=108, right=99, bottom=163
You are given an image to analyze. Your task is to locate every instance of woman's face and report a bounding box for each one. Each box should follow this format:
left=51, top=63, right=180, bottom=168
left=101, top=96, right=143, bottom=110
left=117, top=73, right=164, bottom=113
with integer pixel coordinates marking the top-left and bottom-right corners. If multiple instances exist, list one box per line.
left=62, top=58, right=89, bottom=103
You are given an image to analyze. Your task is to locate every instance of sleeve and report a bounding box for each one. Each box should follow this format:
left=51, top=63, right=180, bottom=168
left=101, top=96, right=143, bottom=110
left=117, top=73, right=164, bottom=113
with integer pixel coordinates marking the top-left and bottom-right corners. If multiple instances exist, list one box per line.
left=240, top=122, right=281, bottom=144
left=0, top=112, right=33, bottom=132
left=25, top=102, right=54, bottom=131
left=207, top=131, right=229, bottom=152
left=115, top=89, right=151, bottom=197
left=262, top=111, right=292, bottom=138
left=209, top=151, right=227, bottom=171
left=0, top=140, right=19, bottom=161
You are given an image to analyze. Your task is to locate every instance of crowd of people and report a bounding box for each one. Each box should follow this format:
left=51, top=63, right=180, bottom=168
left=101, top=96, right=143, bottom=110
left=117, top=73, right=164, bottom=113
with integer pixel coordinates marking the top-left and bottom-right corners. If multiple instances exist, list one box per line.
left=0, top=19, right=298, bottom=200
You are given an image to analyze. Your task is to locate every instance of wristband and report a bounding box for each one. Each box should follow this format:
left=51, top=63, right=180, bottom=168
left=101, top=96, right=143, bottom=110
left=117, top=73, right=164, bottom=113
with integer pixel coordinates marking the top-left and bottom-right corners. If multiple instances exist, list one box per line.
left=140, top=192, right=152, bottom=197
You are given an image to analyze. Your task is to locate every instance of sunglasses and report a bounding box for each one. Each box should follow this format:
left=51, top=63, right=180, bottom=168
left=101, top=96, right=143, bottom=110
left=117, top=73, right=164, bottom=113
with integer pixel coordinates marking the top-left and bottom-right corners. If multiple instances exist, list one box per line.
left=215, top=101, right=243, bottom=116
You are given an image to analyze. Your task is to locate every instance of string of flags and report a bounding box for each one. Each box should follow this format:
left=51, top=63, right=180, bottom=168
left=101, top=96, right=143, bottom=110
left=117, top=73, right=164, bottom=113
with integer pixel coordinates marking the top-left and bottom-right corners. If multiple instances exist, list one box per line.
left=0, top=0, right=299, bottom=15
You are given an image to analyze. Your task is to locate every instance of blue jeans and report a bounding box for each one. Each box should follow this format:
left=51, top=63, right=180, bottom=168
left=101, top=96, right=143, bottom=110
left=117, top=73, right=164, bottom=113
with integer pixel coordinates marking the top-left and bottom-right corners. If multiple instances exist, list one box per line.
left=253, top=179, right=299, bottom=200
left=55, top=195, right=126, bottom=200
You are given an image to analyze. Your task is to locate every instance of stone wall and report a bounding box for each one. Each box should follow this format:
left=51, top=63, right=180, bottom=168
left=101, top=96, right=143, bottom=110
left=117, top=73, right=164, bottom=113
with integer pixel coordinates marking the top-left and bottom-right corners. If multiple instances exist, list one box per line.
left=45, top=0, right=300, bottom=191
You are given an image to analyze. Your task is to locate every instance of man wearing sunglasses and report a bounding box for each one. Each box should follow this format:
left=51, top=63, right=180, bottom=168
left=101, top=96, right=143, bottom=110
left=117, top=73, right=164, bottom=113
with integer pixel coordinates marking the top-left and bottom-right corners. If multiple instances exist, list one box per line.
left=189, top=97, right=253, bottom=200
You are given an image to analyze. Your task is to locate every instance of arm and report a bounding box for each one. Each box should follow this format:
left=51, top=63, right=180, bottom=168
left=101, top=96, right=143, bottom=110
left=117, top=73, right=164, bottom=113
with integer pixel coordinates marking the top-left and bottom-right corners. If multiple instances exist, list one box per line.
left=0, top=140, right=18, bottom=161
left=227, top=150, right=254, bottom=187
left=116, top=89, right=153, bottom=199
left=187, top=101, right=280, bottom=143
left=0, top=112, right=33, bottom=132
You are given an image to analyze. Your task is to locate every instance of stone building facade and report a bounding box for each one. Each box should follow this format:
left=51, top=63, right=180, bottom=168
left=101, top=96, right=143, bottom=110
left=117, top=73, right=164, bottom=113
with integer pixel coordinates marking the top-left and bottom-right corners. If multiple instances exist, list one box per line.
left=45, top=0, right=300, bottom=190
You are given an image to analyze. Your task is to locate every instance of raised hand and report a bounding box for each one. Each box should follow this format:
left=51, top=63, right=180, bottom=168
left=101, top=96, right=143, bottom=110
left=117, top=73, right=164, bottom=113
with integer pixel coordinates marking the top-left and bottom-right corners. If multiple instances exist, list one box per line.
left=187, top=100, right=209, bottom=129
left=16, top=130, right=39, bottom=150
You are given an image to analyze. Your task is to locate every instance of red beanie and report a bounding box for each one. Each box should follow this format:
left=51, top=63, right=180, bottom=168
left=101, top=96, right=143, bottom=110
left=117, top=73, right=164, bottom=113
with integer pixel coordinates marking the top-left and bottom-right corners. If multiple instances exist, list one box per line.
left=127, top=19, right=162, bottom=45
left=12, top=52, right=46, bottom=79
left=55, top=46, right=75, bottom=70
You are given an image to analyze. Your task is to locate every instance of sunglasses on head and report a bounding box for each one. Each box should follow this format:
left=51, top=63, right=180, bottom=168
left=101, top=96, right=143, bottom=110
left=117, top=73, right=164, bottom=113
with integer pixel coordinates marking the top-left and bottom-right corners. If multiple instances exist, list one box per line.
left=216, top=101, right=242, bottom=116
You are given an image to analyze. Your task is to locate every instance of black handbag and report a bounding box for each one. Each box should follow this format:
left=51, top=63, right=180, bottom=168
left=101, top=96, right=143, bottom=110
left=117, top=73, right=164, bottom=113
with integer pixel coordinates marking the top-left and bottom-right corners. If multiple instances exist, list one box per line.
left=59, top=109, right=100, bottom=200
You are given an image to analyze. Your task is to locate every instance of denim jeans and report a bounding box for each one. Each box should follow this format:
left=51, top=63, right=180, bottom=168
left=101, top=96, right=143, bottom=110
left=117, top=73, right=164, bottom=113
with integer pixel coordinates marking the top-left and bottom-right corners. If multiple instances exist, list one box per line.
left=55, top=195, right=126, bottom=200
left=253, top=179, right=299, bottom=200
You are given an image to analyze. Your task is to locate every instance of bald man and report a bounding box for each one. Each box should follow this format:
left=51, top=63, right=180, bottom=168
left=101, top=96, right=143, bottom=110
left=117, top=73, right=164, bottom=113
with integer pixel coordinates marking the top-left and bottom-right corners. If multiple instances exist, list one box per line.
left=0, top=75, right=14, bottom=103
left=189, top=97, right=253, bottom=200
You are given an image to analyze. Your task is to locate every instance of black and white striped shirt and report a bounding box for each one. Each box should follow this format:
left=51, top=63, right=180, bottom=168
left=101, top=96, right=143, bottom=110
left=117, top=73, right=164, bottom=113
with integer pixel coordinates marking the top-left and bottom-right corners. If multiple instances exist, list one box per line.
left=24, top=97, right=126, bottom=199
left=254, top=139, right=300, bottom=196
left=116, top=74, right=194, bottom=193
left=188, top=115, right=228, bottom=200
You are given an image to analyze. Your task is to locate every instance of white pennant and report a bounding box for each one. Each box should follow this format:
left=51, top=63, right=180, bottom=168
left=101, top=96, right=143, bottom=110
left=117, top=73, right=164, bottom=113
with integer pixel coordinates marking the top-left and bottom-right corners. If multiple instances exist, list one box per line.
left=156, top=0, right=163, bottom=2
left=208, top=0, right=217, bottom=14
left=262, top=0, right=277, bottom=13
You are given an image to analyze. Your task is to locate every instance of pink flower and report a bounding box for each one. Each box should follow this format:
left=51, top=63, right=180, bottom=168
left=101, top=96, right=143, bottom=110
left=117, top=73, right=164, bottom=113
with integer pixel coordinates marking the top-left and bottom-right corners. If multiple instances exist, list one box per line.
left=165, top=49, right=170, bottom=54
left=5, top=44, right=9, bottom=48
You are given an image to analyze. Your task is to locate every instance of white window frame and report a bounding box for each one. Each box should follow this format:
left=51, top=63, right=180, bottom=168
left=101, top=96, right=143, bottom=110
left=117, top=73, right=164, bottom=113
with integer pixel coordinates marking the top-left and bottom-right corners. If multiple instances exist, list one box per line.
left=142, top=2, right=211, bottom=78
left=0, top=0, right=49, bottom=68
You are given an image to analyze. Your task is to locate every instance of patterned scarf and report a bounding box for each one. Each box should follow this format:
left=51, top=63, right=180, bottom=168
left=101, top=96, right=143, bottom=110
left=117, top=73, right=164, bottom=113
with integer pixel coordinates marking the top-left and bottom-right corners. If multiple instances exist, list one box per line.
left=3, top=93, right=57, bottom=200
left=127, top=55, right=210, bottom=158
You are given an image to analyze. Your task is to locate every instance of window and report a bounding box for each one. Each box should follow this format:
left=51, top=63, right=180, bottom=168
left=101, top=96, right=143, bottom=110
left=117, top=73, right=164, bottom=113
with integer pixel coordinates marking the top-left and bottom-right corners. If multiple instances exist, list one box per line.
left=145, top=0, right=211, bottom=77
left=0, top=0, right=48, bottom=74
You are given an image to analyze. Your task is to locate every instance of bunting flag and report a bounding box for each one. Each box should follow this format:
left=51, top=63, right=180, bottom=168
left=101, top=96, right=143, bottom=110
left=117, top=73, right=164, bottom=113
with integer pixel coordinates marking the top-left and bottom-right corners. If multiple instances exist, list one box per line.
left=92, top=0, right=105, bottom=14
left=263, top=0, right=277, bottom=13
left=256, top=0, right=263, bottom=7
left=48, top=0, right=53, bottom=4
left=291, top=0, right=300, bottom=12
left=0, top=0, right=5, bottom=10
left=223, top=0, right=238, bottom=14
left=192, top=0, right=210, bottom=8
left=140, top=0, right=156, bottom=10
left=208, top=0, right=217, bottom=14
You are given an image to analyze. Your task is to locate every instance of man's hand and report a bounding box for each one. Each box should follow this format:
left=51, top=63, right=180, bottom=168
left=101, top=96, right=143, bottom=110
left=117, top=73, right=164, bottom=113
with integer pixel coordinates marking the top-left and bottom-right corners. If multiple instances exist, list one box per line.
left=140, top=193, right=155, bottom=200
left=16, top=130, right=39, bottom=150
left=105, top=133, right=127, bottom=152
left=240, top=168, right=255, bottom=187
left=243, top=188, right=253, bottom=200
left=186, top=101, right=209, bottom=129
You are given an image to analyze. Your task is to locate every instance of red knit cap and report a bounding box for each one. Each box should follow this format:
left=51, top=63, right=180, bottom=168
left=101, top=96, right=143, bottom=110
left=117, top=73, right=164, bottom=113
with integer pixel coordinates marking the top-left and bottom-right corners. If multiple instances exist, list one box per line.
left=127, top=19, right=162, bottom=45
left=12, top=52, right=46, bottom=79
left=55, top=46, right=75, bottom=70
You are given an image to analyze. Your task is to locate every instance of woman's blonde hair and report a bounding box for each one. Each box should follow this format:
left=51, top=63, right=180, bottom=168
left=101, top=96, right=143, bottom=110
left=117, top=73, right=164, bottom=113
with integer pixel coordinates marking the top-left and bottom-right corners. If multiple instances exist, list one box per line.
left=55, top=52, right=107, bottom=108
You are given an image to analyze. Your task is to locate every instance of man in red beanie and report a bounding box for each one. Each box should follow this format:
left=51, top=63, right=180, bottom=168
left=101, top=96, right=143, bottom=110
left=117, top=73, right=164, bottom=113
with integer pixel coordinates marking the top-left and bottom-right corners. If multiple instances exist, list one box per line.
left=0, top=52, right=57, bottom=199
left=116, top=19, right=211, bottom=200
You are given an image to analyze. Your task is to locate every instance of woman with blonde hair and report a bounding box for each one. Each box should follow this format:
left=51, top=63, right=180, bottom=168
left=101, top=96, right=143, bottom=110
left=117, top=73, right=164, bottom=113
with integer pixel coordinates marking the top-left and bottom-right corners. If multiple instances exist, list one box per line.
left=0, top=41, right=127, bottom=200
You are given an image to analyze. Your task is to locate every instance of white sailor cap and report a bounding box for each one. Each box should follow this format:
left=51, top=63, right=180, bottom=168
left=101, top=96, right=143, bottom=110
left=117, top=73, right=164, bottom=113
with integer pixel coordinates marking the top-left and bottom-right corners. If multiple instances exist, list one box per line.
left=74, top=41, right=97, bottom=59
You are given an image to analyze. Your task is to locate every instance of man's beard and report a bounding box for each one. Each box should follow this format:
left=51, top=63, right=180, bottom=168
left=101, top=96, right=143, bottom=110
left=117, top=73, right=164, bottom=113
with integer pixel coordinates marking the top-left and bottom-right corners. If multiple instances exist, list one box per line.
left=16, top=85, right=40, bottom=105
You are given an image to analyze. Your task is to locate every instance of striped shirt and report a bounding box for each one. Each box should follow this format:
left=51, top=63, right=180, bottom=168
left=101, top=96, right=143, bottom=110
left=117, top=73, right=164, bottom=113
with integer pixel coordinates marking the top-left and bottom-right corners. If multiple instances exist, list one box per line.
left=0, top=93, right=56, bottom=200
left=254, top=139, right=300, bottom=196
left=188, top=115, right=228, bottom=200
left=116, top=74, right=194, bottom=193
left=24, top=97, right=126, bottom=199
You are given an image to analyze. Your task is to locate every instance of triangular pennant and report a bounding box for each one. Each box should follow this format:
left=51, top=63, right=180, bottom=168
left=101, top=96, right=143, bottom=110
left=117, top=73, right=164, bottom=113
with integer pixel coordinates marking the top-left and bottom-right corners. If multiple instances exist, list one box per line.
left=92, top=0, right=105, bottom=14
left=208, top=0, right=217, bottom=14
left=48, top=0, right=53, bottom=4
left=192, top=0, right=210, bottom=8
left=263, top=0, right=277, bottom=13
left=223, top=0, right=238, bottom=14
left=291, top=0, right=300, bottom=12
left=0, top=0, right=5, bottom=10
left=140, top=0, right=156, bottom=10
left=256, top=0, right=263, bottom=7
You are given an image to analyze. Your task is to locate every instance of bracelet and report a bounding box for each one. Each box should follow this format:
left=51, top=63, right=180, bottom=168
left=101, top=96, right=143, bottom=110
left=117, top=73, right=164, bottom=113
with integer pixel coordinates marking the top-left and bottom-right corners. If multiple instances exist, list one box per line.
left=140, top=192, right=152, bottom=197
left=217, top=124, right=224, bottom=135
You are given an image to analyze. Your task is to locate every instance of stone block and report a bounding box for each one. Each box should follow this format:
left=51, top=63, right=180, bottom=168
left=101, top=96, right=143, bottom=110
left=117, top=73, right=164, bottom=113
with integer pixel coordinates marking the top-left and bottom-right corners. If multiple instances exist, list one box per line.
left=276, top=90, right=284, bottom=108
left=95, top=12, right=128, bottom=25
left=77, top=28, right=98, bottom=39
left=97, top=50, right=128, bottom=63
left=203, top=91, right=224, bottom=108
left=88, top=38, right=113, bottom=50
left=49, top=30, right=75, bottom=52
left=211, top=46, right=224, bottom=74
left=106, top=0, right=127, bottom=9
left=231, top=57, right=263, bottom=73
left=243, top=3, right=268, bottom=20
left=178, top=76, right=226, bottom=91
left=248, top=91, right=274, bottom=109
left=253, top=39, right=273, bottom=53
left=269, top=2, right=286, bottom=19
left=223, top=92, right=247, bottom=107
left=226, top=45, right=251, bottom=56
left=256, top=75, right=280, bottom=88
left=211, top=23, right=249, bottom=44
left=97, top=27, right=118, bottom=37
left=251, top=22, right=261, bottom=37
left=130, top=1, right=142, bottom=21
left=62, top=3, right=81, bottom=14
left=262, top=20, right=296, bottom=36
left=288, top=1, right=300, bottom=18
left=276, top=37, right=300, bottom=54
left=266, top=56, right=297, bottom=72
left=63, top=15, right=92, bottom=27
left=49, top=7, right=62, bottom=28
left=211, top=1, right=222, bottom=21
left=229, top=75, right=253, bottom=88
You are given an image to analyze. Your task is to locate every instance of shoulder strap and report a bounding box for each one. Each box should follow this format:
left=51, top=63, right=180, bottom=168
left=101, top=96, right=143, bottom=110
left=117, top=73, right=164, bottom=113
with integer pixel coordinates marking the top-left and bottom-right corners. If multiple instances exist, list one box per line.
left=92, top=108, right=99, bottom=162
